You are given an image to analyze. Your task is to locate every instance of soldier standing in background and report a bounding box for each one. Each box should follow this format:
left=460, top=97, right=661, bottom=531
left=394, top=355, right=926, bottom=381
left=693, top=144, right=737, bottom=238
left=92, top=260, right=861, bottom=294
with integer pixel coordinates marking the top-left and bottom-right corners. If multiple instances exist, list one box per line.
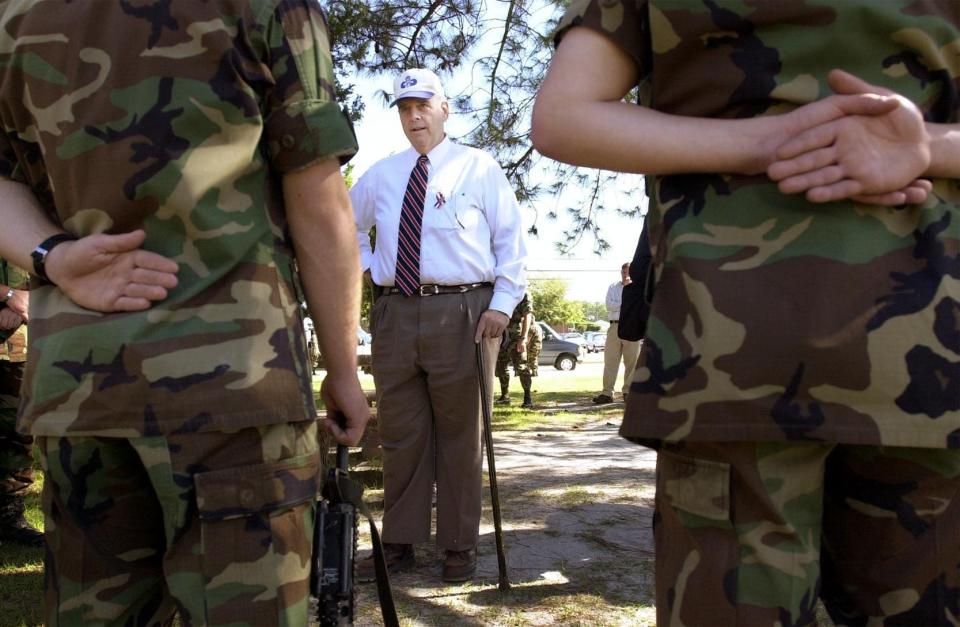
left=526, top=312, right=542, bottom=379
left=0, top=258, right=41, bottom=546
left=495, top=293, right=536, bottom=408
left=0, top=1, right=368, bottom=624
left=534, top=0, right=960, bottom=625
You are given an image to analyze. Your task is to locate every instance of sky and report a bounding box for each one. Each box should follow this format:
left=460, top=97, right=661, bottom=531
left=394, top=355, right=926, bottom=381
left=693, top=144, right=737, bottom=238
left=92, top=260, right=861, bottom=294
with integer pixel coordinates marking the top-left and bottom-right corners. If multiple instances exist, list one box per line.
left=348, top=77, right=648, bottom=303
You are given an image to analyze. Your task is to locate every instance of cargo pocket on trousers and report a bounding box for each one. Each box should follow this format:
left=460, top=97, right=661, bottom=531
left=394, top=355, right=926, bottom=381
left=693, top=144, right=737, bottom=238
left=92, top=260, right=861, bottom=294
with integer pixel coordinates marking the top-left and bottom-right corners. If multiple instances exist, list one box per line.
left=654, top=449, right=736, bottom=618
left=657, top=449, right=731, bottom=523
left=193, top=454, right=319, bottom=623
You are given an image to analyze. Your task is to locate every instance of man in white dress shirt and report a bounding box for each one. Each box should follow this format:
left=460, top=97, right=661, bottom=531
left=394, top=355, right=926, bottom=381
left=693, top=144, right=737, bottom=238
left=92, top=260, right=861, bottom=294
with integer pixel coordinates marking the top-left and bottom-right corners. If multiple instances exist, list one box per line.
left=352, top=68, right=527, bottom=583
left=593, top=262, right=641, bottom=404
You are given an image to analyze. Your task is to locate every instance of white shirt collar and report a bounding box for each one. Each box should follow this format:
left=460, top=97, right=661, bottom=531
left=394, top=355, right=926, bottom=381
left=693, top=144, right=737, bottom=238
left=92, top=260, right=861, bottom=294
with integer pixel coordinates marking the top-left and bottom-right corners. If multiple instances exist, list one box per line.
left=408, top=135, right=453, bottom=165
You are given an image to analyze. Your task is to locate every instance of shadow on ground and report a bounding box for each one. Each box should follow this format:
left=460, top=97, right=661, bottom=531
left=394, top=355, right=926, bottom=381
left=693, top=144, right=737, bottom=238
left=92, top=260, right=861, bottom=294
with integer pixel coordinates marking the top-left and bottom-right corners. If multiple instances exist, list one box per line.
left=353, top=419, right=658, bottom=625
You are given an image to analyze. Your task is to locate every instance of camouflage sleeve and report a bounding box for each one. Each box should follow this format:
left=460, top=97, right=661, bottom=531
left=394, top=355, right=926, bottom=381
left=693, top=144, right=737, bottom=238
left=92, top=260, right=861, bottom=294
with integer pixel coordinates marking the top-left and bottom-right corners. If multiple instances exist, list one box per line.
left=259, top=0, right=358, bottom=173
left=554, top=0, right=650, bottom=79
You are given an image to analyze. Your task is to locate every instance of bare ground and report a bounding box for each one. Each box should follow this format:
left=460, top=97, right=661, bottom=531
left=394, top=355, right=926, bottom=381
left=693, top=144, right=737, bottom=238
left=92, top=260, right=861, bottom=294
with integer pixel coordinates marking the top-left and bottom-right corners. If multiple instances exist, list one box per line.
left=351, top=409, right=659, bottom=626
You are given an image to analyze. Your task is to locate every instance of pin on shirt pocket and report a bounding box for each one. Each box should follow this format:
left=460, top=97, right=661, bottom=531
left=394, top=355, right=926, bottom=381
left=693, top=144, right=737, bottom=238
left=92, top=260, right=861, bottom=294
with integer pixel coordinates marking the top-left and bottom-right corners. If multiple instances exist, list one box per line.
left=427, top=188, right=464, bottom=230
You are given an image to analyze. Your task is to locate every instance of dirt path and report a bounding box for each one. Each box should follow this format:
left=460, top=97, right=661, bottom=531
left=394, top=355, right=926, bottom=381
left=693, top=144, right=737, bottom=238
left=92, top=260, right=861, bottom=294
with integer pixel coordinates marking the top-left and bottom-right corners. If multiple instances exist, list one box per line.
left=352, top=413, right=659, bottom=626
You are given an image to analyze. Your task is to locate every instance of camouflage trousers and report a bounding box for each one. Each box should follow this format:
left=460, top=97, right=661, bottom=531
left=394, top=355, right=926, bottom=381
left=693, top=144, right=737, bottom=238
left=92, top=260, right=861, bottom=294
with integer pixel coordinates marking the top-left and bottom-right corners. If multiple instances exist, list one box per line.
left=0, top=360, right=33, bottom=519
left=39, top=420, right=320, bottom=627
left=527, top=331, right=541, bottom=377
left=496, top=338, right=532, bottom=391
left=655, top=440, right=960, bottom=626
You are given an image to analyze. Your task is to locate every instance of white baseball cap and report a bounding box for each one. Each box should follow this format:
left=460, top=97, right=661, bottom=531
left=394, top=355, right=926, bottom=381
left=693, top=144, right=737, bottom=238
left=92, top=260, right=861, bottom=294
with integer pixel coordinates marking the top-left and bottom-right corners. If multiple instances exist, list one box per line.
left=390, top=68, right=445, bottom=106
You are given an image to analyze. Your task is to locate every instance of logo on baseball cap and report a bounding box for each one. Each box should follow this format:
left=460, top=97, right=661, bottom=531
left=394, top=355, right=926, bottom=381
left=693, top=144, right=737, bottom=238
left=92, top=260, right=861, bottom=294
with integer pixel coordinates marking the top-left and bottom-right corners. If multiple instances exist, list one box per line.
left=391, top=68, right=445, bottom=106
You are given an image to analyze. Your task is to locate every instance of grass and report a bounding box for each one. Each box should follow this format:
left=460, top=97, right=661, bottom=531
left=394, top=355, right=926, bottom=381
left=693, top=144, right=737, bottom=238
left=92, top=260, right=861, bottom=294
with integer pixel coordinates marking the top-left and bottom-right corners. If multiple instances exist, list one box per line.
left=314, top=366, right=623, bottom=436
left=0, top=472, right=44, bottom=627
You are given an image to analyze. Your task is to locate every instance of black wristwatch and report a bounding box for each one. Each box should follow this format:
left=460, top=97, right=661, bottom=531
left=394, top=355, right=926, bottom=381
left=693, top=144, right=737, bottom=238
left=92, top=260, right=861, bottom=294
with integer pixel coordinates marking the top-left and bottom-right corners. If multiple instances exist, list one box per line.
left=31, top=233, right=77, bottom=285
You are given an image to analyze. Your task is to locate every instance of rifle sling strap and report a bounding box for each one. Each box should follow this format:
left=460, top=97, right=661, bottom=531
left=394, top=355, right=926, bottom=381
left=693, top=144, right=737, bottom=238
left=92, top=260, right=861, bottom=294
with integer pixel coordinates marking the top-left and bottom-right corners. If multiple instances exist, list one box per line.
left=334, top=472, right=400, bottom=627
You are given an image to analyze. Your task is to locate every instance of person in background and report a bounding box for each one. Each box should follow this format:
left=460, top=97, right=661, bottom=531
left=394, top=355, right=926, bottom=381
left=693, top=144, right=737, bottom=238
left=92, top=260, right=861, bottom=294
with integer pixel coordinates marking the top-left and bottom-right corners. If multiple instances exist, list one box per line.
left=533, top=1, right=960, bottom=625
left=352, top=67, right=527, bottom=583
left=593, top=262, right=640, bottom=404
left=526, top=312, right=543, bottom=380
left=496, top=292, right=536, bottom=408
left=0, top=1, right=368, bottom=624
left=0, top=259, right=41, bottom=546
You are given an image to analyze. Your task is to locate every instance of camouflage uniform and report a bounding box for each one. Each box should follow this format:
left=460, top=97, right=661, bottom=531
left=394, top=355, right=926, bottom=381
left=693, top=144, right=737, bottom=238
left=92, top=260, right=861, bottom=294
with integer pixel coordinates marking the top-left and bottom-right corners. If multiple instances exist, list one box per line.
left=495, top=293, right=533, bottom=403
left=559, top=1, right=960, bottom=624
left=0, top=259, right=35, bottom=537
left=0, top=1, right=356, bottom=625
left=526, top=316, right=542, bottom=377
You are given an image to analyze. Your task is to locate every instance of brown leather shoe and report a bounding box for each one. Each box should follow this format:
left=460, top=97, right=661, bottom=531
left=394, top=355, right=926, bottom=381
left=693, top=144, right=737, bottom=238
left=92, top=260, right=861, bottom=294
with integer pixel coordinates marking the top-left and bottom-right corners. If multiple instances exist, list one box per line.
left=356, top=543, right=414, bottom=583
left=442, top=548, right=476, bottom=583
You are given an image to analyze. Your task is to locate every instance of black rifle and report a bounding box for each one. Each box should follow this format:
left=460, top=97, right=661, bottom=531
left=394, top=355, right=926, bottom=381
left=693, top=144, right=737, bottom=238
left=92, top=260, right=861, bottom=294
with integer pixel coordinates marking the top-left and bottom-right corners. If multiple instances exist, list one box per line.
left=310, top=427, right=399, bottom=626
left=311, top=443, right=356, bottom=626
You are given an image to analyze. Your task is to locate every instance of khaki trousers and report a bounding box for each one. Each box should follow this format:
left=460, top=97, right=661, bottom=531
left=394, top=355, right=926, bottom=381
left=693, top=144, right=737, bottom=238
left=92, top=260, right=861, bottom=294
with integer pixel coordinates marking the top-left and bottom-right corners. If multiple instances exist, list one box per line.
left=601, top=321, right=641, bottom=396
left=370, top=287, right=498, bottom=550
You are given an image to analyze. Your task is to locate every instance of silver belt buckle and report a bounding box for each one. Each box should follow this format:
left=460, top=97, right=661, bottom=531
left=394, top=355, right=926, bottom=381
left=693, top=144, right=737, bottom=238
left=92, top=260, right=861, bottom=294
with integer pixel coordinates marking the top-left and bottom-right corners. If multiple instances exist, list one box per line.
left=418, top=284, right=440, bottom=296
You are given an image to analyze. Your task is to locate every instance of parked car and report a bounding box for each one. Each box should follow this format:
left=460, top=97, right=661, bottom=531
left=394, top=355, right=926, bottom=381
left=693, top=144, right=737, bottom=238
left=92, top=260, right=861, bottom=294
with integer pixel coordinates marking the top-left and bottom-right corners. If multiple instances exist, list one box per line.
left=356, top=328, right=372, bottom=374
left=584, top=331, right=606, bottom=353
left=357, top=328, right=371, bottom=355
left=537, top=322, right=584, bottom=370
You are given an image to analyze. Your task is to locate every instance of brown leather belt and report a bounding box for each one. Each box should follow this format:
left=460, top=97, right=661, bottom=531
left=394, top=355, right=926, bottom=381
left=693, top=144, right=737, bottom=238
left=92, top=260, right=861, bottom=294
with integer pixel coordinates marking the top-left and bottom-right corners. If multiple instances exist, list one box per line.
left=379, top=282, right=493, bottom=297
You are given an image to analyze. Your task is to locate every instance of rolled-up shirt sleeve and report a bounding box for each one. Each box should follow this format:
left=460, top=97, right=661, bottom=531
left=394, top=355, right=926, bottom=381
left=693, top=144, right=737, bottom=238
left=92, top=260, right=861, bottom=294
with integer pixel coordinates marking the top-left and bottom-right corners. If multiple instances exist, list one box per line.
left=260, top=0, right=358, bottom=173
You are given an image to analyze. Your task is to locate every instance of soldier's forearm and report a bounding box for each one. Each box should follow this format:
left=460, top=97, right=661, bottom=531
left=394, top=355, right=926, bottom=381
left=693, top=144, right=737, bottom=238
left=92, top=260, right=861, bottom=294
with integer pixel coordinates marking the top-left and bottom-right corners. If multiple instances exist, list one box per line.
left=0, top=177, right=64, bottom=272
left=284, top=160, right=361, bottom=377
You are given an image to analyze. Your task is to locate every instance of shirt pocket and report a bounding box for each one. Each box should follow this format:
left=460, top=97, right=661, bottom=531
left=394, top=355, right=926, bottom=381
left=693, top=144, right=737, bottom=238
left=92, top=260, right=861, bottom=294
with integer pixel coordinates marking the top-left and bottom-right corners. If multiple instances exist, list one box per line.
left=423, top=188, right=484, bottom=232
left=423, top=187, right=459, bottom=230
left=449, top=190, right=483, bottom=231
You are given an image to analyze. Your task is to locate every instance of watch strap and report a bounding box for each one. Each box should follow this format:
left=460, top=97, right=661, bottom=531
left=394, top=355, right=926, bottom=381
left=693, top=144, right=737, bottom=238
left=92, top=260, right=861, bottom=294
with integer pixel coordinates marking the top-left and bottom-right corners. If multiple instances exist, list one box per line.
left=31, top=233, right=77, bottom=285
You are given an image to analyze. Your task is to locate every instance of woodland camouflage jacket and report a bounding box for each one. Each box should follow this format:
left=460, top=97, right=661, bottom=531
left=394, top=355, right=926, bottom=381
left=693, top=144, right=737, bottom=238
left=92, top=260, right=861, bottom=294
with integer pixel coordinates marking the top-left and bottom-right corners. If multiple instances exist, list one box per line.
left=0, top=0, right=357, bottom=436
left=560, top=0, right=960, bottom=448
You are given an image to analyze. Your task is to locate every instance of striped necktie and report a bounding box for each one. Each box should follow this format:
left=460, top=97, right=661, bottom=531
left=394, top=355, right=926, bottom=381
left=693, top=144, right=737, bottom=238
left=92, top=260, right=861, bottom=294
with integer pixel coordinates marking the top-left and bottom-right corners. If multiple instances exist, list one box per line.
left=395, top=155, right=430, bottom=296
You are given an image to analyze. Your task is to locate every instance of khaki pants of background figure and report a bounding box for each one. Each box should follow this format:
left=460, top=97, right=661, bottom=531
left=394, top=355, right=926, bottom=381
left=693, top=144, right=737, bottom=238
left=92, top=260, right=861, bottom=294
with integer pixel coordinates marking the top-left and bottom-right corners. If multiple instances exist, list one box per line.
left=371, top=287, right=498, bottom=552
left=601, top=321, right=640, bottom=397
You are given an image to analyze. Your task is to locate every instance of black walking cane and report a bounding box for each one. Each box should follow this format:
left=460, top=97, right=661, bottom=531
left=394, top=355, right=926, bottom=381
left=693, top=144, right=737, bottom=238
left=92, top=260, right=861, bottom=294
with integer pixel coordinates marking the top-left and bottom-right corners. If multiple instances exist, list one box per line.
left=476, top=340, right=511, bottom=591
